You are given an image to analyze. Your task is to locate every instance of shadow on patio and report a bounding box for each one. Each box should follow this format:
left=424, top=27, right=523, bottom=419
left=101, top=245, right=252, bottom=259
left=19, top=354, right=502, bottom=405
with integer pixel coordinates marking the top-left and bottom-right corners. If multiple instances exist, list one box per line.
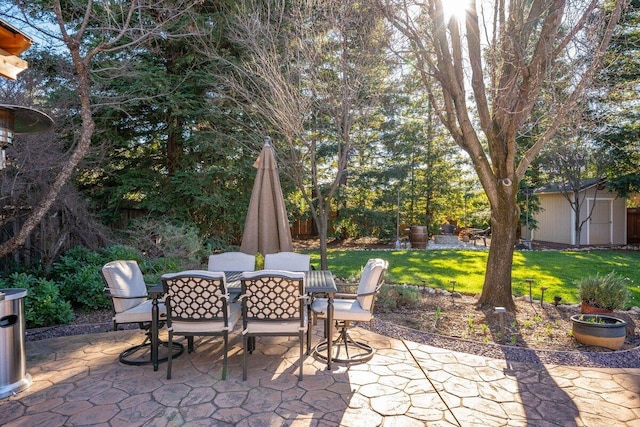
left=2, top=323, right=639, bottom=426
left=1, top=325, right=443, bottom=426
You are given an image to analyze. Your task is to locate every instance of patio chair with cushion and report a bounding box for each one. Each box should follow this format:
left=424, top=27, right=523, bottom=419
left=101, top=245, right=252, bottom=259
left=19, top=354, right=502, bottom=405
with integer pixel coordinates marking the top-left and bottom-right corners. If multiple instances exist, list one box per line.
left=310, top=258, right=388, bottom=364
left=101, top=260, right=184, bottom=365
left=208, top=252, right=256, bottom=272
left=161, top=270, right=241, bottom=380
left=239, top=270, right=308, bottom=380
left=263, top=252, right=311, bottom=271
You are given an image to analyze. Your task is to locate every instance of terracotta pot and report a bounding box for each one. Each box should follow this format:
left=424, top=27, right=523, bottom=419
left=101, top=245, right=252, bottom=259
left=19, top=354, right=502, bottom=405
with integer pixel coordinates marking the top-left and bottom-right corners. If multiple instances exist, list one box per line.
left=580, top=302, right=613, bottom=314
left=570, top=314, right=626, bottom=350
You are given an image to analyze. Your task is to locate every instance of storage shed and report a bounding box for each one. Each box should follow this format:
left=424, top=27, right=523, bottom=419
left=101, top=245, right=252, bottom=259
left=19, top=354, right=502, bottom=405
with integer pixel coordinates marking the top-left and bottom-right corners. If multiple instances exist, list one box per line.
left=527, top=179, right=627, bottom=246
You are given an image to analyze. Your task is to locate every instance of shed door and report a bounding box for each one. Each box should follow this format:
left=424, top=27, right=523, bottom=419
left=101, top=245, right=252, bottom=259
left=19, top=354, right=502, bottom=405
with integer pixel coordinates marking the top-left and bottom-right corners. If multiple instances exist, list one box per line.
left=589, top=200, right=612, bottom=245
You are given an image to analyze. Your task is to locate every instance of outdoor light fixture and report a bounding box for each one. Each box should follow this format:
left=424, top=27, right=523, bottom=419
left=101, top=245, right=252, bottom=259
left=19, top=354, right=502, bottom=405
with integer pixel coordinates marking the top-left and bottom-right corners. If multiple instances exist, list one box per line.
left=0, top=20, right=53, bottom=169
left=0, top=104, right=53, bottom=169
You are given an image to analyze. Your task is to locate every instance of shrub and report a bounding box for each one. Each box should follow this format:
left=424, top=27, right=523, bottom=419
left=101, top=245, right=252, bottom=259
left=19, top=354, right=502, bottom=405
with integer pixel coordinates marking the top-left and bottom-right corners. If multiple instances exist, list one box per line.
left=1, top=273, right=74, bottom=328
left=255, top=253, right=265, bottom=270
left=51, top=244, right=144, bottom=310
left=125, top=219, right=205, bottom=263
left=577, top=272, right=631, bottom=311
left=394, top=285, right=423, bottom=308
left=376, top=285, right=422, bottom=312
left=141, top=257, right=196, bottom=284
left=101, top=245, right=145, bottom=262
left=50, top=246, right=104, bottom=309
left=60, top=265, right=111, bottom=310
left=376, top=286, right=398, bottom=311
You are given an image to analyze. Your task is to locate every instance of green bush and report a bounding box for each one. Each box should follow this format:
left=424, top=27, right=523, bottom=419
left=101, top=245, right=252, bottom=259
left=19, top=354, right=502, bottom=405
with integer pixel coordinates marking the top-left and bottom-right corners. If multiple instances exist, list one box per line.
left=140, top=257, right=195, bottom=284
left=51, top=244, right=144, bottom=310
left=51, top=243, right=198, bottom=311
left=1, top=273, right=74, bottom=328
left=377, top=285, right=422, bottom=312
left=50, top=246, right=104, bottom=309
left=577, top=271, right=631, bottom=311
left=126, top=219, right=205, bottom=263
left=60, top=265, right=110, bottom=310
left=101, top=245, right=145, bottom=262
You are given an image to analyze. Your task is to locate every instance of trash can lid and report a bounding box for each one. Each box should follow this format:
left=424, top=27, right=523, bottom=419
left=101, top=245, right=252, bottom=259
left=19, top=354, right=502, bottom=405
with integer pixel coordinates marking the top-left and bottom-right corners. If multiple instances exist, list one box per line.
left=0, top=288, right=27, bottom=300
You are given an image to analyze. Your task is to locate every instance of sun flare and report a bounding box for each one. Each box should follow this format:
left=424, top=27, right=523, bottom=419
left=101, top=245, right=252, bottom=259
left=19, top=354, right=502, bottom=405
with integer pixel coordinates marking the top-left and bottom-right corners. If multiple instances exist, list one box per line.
left=442, top=0, right=471, bottom=22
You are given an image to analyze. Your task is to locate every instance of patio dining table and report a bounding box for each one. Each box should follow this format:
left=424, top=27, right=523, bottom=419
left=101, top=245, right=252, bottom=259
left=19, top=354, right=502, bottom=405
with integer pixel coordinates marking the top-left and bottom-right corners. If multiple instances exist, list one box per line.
left=148, top=270, right=337, bottom=372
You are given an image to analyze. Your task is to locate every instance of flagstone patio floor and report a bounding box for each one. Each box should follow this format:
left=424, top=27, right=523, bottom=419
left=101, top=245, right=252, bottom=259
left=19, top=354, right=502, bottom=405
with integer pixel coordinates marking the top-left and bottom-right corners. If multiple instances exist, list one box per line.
left=1, top=324, right=639, bottom=426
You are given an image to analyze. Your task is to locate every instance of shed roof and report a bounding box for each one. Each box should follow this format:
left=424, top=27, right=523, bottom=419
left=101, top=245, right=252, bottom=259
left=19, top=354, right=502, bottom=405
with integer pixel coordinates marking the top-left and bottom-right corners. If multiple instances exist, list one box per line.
left=0, top=19, right=32, bottom=80
left=534, top=177, right=605, bottom=195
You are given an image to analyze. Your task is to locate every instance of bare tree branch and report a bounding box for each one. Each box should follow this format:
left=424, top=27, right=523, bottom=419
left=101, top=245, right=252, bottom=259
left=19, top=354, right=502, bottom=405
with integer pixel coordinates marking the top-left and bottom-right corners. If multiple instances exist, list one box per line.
left=0, top=0, right=205, bottom=258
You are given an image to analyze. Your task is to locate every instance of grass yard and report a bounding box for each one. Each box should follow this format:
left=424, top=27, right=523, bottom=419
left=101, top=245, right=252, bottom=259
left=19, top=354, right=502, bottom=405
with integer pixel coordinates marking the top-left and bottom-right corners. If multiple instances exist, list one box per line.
left=310, top=249, right=640, bottom=309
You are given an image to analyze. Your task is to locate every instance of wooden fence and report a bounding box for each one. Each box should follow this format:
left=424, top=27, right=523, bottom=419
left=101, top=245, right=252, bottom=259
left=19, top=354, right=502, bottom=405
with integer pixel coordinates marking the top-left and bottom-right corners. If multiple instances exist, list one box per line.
left=628, top=208, right=640, bottom=244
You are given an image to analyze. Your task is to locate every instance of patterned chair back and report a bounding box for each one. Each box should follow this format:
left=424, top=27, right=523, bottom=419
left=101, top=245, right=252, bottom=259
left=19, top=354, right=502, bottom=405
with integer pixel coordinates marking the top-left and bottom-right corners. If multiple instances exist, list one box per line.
left=162, top=270, right=230, bottom=325
left=240, top=270, right=305, bottom=325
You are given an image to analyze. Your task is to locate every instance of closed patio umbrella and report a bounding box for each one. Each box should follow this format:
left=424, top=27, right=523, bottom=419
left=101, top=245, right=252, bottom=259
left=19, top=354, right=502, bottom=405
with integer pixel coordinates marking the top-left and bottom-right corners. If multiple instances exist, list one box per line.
left=240, top=137, right=293, bottom=255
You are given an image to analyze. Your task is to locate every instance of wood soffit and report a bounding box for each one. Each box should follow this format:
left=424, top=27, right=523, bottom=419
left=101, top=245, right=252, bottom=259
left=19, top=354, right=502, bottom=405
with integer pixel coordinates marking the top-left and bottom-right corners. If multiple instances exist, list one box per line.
left=0, top=20, right=32, bottom=80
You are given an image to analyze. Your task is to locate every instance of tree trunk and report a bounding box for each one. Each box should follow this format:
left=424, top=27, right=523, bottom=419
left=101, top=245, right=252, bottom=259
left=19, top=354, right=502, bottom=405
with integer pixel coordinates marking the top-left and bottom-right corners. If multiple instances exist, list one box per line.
left=0, top=51, right=94, bottom=259
left=318, top=208, right=329, bottom=270
left=573, top=190, right=582, bottom=247
left=477, top=186, right=519, bottom=311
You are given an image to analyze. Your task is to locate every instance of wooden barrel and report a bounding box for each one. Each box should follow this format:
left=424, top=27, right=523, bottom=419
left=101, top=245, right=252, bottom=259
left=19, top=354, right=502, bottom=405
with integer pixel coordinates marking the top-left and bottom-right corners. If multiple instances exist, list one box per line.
left=409, top=226, right=428, bottom=249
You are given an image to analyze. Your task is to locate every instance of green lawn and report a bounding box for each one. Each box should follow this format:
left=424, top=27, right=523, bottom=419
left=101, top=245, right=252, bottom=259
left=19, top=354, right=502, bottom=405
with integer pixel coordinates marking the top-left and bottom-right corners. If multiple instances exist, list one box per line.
left=308, top=249, right=640, bottom=309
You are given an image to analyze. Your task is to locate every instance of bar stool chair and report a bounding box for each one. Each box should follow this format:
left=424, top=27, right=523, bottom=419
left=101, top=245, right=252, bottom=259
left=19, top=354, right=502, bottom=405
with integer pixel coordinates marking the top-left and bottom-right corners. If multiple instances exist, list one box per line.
left=101, top=260, right=184, bottom=366
left=310, top=258, right=388, bottom=364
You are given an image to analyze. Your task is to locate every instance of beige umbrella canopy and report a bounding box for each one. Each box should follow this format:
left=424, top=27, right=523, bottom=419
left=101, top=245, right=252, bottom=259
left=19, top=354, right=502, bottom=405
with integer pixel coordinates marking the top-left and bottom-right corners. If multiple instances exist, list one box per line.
left=240, top=137, right=293, bottom=255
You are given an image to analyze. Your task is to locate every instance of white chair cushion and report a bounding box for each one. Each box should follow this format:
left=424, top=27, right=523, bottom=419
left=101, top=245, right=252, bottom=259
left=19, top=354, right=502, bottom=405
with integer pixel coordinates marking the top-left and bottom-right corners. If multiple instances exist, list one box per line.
left=113, top=299, right=166, bottom=324
left=356, top=259, right=387, bottom=310
left=241, top=269, right=305, bottom=280
left=102, top=260, right=149, bottom=313
left=311, top=298, right=373, bottom=322
left=162, top=270, right=226, bottom=280
left=244, top=318, right=307, bottom=334
left=263, top=252, right=310, bottom=271
left=170, top=302, right=241, bottom=334
left=208, top=252, right=256, bottom=271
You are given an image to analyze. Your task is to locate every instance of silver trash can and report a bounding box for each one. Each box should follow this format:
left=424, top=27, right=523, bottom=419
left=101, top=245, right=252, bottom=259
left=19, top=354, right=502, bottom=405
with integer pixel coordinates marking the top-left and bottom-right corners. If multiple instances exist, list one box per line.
left=0, top=288, right=32, bottom=399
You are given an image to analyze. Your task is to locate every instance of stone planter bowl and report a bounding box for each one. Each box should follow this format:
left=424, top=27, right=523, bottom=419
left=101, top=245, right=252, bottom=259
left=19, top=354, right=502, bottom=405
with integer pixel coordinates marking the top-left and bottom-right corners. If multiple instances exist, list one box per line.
left=570, top=314, right=626, bottom=350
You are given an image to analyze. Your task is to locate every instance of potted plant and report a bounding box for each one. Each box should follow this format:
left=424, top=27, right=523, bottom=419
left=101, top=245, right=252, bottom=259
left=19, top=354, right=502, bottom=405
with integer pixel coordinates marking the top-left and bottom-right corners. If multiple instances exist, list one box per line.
left=576, top=272, right=631, bottom=314
left=570, top=314, right=627, bottom=350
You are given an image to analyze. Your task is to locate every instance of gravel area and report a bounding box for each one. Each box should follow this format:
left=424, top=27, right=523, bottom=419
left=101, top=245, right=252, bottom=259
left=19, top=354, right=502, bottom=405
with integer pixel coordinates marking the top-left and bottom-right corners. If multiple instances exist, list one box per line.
left=368, top=319, right=640, bottom=368
left=25, top=322, right=138, bottom=341
left=25, top=308, right=136, bottom=342
left=26, top=311, right=640, bottom=369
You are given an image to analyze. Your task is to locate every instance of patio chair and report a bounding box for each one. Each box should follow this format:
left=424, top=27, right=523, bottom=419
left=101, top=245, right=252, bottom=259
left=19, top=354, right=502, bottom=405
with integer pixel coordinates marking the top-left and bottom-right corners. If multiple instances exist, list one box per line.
left=310, top=258, right=388, bottom=364
left=101, top=260, right=184, bottom=365
left=161, top=270, right=241, bottom=380
left=264, top=252, right=311, bottom=271
left=239, top=270, right=307, bottom=380
left=208, top=252, right=256, bottom=272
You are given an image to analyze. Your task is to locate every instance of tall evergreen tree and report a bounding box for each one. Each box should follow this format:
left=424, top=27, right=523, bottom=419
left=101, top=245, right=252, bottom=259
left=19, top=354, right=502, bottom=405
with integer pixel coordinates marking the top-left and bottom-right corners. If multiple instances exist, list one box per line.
left=594, top=0, right=640, bottom=198
left=0, top=0, right=207, bottom=258
left=213, top=0, right=395, bottom=267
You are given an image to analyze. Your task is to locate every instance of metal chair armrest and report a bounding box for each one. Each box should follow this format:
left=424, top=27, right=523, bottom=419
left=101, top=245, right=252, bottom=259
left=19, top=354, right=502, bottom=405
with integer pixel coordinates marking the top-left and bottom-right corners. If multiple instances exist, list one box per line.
left=334, top=292, right=357, bottom=299
left=104, top=289, right=149, bottom=299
